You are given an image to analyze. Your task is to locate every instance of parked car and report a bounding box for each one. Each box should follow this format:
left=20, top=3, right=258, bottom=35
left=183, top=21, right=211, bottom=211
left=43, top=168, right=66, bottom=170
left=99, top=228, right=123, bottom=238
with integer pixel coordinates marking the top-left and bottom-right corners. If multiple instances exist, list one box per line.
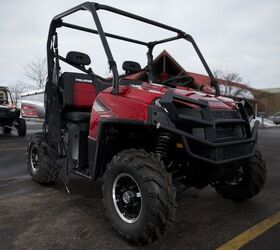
left=269, top=112, right=280, bottom=124
left=20, top=90, right=45, bottom=120
left=0, top=86, right=26, bottom=136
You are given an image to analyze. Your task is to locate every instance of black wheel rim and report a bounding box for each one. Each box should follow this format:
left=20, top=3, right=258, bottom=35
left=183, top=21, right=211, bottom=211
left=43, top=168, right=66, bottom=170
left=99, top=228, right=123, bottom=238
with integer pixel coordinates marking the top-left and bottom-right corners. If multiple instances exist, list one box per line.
left=112, top=173, right=142, bottom=224
left=30, top=145, right=40, bottom=173
left=224, top=167, right=244, bottom=186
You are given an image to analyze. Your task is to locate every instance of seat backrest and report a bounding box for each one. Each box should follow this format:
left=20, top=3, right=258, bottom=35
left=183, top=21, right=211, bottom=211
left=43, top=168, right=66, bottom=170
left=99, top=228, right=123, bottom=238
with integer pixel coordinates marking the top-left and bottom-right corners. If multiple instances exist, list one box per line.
left=122, top=61, right=141, bottom=74
left=59, top=72, right=108, bottom=112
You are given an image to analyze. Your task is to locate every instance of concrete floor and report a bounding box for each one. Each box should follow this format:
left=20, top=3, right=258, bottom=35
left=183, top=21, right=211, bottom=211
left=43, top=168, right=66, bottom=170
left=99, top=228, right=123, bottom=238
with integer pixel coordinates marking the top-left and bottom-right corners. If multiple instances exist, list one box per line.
left=0, top=125, right=279, bottom=250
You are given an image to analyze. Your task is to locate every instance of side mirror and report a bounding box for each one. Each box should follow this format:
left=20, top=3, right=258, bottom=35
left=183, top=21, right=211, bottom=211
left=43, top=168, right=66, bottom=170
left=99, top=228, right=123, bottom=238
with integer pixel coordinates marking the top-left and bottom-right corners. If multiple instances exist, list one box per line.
left=66, top=51, right=91, bottom=66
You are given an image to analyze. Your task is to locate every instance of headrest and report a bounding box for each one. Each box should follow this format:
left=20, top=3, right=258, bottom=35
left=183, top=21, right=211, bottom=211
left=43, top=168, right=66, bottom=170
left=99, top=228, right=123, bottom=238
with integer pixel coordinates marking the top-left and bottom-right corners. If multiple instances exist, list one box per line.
left=66, top=51, right=91, bottom=66
left=122, top=61, right=141, bottom=74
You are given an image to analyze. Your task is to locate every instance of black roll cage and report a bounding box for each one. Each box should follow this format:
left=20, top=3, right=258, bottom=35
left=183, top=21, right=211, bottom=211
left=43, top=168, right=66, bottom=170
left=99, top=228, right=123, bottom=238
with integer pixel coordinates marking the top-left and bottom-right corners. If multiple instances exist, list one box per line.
left=47, top=1, right=220, bottom=96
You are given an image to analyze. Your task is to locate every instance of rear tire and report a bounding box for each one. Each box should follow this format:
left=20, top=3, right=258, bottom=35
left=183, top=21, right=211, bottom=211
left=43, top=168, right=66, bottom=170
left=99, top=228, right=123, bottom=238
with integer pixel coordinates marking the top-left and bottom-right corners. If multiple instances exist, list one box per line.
left=103, top=149, right=176, bottom=246
left=27, top=133, right=60, bottom=184
left=17, top=118, right=26, bottom=137
left=214, top=150, right=266, bottom=201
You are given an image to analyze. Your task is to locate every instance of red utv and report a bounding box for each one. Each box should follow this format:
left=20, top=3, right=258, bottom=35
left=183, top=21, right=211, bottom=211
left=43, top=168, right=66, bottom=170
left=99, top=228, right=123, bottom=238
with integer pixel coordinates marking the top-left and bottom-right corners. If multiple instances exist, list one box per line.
left=27, top=2, right=266, bottom=245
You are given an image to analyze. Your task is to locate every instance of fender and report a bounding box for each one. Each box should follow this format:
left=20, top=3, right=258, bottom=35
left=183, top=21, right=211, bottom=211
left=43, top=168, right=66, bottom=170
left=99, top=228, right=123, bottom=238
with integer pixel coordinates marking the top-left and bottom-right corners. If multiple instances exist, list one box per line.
left=88, top=119, right=147, bottom=180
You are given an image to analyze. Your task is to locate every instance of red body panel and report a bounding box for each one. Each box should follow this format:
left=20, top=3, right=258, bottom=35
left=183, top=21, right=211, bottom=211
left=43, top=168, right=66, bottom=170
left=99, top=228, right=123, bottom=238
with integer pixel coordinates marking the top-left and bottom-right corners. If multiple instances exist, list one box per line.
left=73, top=82, right=96, bottom=110
left=89, top=82, right=236, bottom=139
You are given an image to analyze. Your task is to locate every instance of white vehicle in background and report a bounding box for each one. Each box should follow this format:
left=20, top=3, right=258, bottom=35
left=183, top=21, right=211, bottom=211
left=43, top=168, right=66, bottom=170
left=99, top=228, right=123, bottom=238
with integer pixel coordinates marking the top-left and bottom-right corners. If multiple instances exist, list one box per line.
left=269, top=112, right=280, bottom=125
left=20, top=89, right=45, bottom=121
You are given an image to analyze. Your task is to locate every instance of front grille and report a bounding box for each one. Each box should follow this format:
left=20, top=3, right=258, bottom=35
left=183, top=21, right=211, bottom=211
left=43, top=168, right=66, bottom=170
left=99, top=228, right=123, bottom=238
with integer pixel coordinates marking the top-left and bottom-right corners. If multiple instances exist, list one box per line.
left=172, top=104, right=246, bottom=142
left=216, top=127, right=237, bottom=139
left=216, top=126, right=243, bottom=141
left=211, top=110, right=240, bottom=120
left=211, top=110, right=244, bottom=142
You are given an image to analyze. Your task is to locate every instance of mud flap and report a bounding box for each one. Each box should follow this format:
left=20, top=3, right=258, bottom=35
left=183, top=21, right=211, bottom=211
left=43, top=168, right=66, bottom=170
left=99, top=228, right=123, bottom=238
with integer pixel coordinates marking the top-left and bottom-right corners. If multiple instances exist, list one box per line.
left=58, top=123, right=80, bottom=193
left=57, top=158, right=70, bottom=193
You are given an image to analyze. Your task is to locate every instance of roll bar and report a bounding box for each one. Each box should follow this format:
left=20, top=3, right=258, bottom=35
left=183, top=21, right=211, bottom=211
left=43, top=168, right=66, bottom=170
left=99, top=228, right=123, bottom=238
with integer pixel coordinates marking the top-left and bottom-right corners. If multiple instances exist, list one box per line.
left=47, top=1, right=220, bottom=96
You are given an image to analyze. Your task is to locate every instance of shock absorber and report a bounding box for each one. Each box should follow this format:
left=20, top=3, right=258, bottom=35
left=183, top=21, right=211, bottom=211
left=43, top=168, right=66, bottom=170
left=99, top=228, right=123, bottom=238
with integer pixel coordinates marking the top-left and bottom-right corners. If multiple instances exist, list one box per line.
left=155, top=132, right=171, bottom=159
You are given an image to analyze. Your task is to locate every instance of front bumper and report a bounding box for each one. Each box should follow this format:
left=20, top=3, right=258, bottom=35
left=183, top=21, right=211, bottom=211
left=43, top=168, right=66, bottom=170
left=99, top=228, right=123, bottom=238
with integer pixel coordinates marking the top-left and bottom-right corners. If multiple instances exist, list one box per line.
left=0, top=107, right=20, bottom=126
left=150, top=91, right=258, bottom=165
left=159, top=121, right=258, bottom=165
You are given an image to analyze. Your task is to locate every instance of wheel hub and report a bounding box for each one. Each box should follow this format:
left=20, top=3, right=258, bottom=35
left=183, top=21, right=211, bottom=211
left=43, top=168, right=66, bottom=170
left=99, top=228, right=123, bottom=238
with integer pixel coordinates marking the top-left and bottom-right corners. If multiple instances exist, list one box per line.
left=112, top=173, right=142, bottom=224
left=122, top=191, right=134, bottom=204
left=224, top=167, right=244, bottom=186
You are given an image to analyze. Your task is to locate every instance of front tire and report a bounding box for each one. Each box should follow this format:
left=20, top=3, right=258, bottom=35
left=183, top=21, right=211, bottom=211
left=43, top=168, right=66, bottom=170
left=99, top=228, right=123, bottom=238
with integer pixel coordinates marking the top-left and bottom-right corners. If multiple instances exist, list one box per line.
left=103, top=149, right=176, bottom=245
left=27, top=133, right=60, bottom=184
left=214, top=150, right=266, bottom=201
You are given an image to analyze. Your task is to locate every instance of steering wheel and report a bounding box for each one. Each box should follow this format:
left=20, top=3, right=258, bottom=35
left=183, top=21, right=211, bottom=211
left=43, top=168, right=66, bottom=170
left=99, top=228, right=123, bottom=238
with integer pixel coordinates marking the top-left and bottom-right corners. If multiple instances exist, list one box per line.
left=161, top=75, right=194, bottom=88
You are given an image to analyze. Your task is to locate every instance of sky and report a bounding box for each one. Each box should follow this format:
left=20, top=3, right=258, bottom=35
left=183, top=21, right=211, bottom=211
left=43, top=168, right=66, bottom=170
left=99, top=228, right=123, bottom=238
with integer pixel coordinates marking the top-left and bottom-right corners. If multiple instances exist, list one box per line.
left=0, top=0, right=279, bottom=89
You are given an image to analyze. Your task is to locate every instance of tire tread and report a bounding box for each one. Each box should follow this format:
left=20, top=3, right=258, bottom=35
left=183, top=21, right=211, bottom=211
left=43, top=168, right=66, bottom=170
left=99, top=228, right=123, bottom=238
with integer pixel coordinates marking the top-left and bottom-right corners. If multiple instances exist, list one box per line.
left=102, top=148, right=176, bottom=245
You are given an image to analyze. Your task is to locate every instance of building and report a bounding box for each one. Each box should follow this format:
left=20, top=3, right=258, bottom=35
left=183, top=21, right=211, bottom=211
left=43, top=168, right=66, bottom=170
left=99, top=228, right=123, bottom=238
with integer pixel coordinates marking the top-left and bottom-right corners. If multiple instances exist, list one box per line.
left=130, top=50, right=254, bottom=100
left=129, top=50, right=280, bottom=117
left=252, top=88, right=280, bottom=116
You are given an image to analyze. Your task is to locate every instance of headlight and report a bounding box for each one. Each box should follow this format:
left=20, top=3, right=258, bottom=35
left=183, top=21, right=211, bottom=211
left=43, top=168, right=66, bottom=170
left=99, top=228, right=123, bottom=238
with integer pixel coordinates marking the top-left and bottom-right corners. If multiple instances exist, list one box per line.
left=155, top=98, right=161, bottom=107
left=151, top=97, right=161, bottom=106
left=153, top=98, right=169, bottom=113
left=93, top=100, right=109, bottom=113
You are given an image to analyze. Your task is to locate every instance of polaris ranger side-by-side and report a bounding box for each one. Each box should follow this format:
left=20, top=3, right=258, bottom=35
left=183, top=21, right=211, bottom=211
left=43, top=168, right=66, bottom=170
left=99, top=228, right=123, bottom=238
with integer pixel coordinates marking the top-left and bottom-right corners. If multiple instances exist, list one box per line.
left=27, top=2, right=266, bottom=245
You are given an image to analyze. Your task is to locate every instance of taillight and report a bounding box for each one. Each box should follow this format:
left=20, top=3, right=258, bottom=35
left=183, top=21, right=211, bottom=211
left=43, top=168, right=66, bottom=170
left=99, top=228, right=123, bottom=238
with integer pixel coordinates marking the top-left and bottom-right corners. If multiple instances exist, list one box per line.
left=21, top=104, right=38, bottom=118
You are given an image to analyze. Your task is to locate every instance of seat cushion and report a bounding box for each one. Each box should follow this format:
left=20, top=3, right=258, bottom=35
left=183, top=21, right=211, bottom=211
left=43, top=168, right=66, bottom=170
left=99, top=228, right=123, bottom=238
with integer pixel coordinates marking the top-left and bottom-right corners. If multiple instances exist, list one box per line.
left=63, top=112, right=91, bottom=123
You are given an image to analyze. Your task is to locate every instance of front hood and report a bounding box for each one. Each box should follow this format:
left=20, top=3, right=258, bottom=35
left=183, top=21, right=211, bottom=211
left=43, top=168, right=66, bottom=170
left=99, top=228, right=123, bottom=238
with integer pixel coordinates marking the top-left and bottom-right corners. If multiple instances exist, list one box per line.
left=112, top=82, right=236, bottom=110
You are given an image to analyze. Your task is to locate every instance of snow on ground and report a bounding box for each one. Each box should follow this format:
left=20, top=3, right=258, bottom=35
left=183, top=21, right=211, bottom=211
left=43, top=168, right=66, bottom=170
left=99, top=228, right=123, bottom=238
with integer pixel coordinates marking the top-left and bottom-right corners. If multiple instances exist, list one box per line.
left=251, top=117, right=280, bottom=128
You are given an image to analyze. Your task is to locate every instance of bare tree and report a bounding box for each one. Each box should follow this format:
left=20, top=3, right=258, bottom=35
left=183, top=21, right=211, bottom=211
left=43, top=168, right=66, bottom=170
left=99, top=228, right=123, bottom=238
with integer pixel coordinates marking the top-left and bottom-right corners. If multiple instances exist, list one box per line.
left=213, top=70, right=249, bottom=98
left=23, top=57, right=47, bottom=89
left=9, top=81, right=32, bottom=105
